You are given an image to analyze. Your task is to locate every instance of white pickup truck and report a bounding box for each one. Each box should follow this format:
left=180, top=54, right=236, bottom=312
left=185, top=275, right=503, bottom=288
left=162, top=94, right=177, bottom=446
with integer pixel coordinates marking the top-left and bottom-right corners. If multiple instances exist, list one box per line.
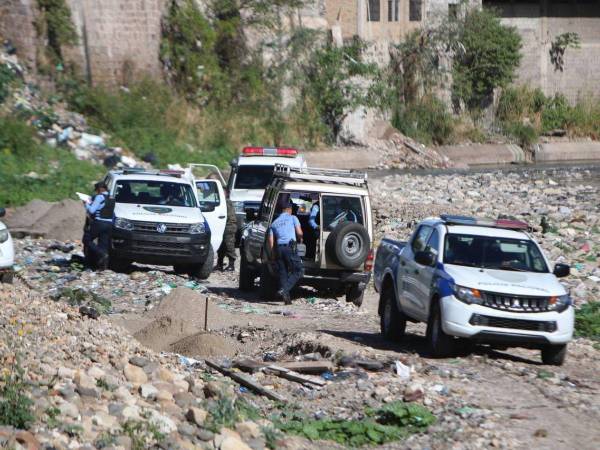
left=374, top=215, right=574, bottom=365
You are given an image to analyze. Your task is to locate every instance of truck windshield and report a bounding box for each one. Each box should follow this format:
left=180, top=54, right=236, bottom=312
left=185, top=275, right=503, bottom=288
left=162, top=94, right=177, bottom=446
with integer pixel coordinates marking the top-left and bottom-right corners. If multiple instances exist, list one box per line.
left=115, top=180, right=197, bottom=207
left=444, top=234, right=548, bottom=273
left=234, top=166, right=274, bottom=190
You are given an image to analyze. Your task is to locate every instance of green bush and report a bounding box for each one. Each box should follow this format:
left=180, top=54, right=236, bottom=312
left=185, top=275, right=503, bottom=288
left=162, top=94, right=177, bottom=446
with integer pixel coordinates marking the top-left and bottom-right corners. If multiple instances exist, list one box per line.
left=575, top=302, right=600, bottom=341
left=452, top=8, right=522, bottom=110
left=503, top=122, right=538, bottom=148
left=392, top=96, right=455, bottom=145
left=0, top=117, right=102, bottom=206
left=541, top=94, right=573, bottom=132
left=0, top=358, right=35, bottom=429
left=0, top=64, right=17, bottom=104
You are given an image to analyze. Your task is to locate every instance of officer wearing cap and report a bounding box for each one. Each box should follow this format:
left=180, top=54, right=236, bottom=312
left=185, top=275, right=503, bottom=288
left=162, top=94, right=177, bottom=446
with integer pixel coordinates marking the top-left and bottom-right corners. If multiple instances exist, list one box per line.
left=83, top=182, right=113, bottom=269
left=268, top=196, right=304, bottom=304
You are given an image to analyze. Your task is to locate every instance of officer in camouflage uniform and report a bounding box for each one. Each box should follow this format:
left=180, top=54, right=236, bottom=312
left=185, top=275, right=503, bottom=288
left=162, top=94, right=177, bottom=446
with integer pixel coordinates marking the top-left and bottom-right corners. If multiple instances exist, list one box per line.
left=217, top=191, right=237, bottom=271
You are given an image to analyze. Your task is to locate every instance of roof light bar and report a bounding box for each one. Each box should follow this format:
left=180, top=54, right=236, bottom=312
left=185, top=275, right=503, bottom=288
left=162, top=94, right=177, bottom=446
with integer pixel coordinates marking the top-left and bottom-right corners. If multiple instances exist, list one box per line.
left=242, top=146, right=298, bottom=157
left=441, top=214, right=529, bottom=231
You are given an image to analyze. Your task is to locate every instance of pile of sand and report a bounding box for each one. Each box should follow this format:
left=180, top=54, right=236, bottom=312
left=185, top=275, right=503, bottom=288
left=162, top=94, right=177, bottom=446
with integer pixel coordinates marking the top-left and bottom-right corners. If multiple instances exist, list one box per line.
left=170, top=332, right=236, bottom=358
left=133, top=287, right=238, bottom=357
left=6, top=199, right=85, bottom=241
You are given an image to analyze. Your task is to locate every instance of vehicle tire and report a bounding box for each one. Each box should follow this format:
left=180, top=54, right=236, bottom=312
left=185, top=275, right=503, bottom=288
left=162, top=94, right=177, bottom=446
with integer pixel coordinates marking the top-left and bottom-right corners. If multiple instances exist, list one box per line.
left=0, top=272, right=14, bottom=284
left=239, top=252, right=255, bottom=291
left=173, top=265, right=188, bottom=275
left=326, top=222, right=370, bottom=269
left=426, top=299, right=455, bottom=358
left=259, top=263, right=278, bottom=301
left=380, top=283, right=406, bottom=341
left=346, top=283, right=365, bottom=307
left=109, top=257, right=131, bottom=273
left=189, top=246, right=214, bottom=280
left=541, top=344, right=567, bottom=366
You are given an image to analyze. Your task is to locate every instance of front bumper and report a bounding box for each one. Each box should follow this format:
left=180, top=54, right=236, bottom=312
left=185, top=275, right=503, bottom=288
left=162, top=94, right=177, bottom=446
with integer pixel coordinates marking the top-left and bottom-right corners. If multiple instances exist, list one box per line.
left=0, top=238, right=15, bottom=269
left=440, top=295, right=574, bottom=346
left=111, top=228, right=211, bottom=265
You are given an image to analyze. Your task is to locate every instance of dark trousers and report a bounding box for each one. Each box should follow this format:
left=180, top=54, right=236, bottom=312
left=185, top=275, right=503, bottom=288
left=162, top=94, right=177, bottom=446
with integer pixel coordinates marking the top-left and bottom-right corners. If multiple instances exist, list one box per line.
left=276, top=245, right=304, bottom=294
left=305, top=227, right=318, bottom=259
left=83, top=220, right=111, bottom=261
left=218, top=225, right=237, bottom=262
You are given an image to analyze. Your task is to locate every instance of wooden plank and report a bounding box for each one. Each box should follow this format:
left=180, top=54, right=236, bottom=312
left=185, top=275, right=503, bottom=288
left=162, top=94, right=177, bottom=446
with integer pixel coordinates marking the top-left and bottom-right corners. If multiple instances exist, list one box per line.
left=265, top=365, right=326, bottom=387
left=205, top=359, right=287, bottom=403
left=234, top=358, right=267, bottom=374
left=277, top=360, right=334, bottom=374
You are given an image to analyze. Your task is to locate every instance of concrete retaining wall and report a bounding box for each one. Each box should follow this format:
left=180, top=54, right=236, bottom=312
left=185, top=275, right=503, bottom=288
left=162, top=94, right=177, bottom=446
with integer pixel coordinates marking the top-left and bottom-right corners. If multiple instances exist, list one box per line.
left=535, top=142, right=600, bottom=163
left=437, top=144, right=527, bottom=166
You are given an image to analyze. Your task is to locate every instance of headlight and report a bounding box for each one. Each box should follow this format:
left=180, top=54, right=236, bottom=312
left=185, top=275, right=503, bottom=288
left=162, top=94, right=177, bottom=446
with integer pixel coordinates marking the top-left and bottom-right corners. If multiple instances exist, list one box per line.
left=0, top=229, right=8, bottom=243
left=189, top=222, right=207, bottom=234
left=454, top=285, right=483, bottom=305
left=233, top=201, right=245, bottom=213
left=114, top=217, right=134, bottom=231
left=548, top=294, right=571, bottom=313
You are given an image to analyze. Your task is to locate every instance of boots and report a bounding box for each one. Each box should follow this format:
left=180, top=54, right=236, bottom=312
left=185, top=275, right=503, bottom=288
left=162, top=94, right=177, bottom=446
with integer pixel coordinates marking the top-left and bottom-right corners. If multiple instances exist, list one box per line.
left=224, top=258, right=235, bottom=272
left=215, top=259, right=224, bottom=271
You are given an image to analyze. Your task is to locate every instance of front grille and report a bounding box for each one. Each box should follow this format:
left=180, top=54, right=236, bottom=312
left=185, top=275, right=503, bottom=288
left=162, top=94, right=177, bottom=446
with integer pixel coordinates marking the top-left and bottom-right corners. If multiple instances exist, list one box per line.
left=131, top=240, right=192, bottom=256
left=132, top=221, right=190, bottom=234
left=480, top=291, right=552, bottom=313
left=470, top=314, right=557, bottom=332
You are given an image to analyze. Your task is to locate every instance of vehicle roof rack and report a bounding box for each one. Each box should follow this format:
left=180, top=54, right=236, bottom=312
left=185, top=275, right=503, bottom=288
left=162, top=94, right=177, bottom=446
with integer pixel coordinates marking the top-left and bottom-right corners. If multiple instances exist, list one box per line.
left=112, top=168, right=184, bottom=178
left=440, top=214, right=530, bottom=231
left=273, top=164, right=368, bottom=187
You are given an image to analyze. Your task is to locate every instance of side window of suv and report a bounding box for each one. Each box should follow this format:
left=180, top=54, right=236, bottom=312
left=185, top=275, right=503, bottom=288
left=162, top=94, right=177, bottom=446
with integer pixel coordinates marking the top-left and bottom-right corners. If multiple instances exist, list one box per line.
left=411, top=225, right=432, bottom=254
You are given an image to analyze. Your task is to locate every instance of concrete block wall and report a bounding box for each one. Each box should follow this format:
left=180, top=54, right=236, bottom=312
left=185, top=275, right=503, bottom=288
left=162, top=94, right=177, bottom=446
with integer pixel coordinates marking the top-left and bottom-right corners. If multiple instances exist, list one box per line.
left=484, top=0, right=600, bottom=102
left=0, top=0, right=38, bottom=68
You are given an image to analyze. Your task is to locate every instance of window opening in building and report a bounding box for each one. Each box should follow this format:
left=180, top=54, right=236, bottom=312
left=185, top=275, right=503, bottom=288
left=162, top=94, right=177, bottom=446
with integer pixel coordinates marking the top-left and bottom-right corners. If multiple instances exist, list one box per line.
left=368, top=0, right=381, bottom=21
left=409, top=0, right=422, bottom=21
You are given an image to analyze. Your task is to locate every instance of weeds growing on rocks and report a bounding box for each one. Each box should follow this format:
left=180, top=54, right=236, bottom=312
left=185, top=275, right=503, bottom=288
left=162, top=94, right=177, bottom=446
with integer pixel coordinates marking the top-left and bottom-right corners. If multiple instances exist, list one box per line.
left=575, top=302, right=600, bottom=341
left=276, top=401, right=435, bottom=447
left=0, top=356, right=35, bottom=429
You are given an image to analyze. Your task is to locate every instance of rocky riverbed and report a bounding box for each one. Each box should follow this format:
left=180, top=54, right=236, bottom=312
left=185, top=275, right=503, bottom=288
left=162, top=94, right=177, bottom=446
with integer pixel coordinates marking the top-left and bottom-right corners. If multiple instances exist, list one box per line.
left=2, top=167, right=600, bottom=449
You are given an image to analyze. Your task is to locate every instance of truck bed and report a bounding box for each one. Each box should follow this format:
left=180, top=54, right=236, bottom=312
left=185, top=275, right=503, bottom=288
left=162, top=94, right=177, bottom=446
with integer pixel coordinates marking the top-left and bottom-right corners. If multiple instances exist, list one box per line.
left=373, top=238, right=406, bottom=292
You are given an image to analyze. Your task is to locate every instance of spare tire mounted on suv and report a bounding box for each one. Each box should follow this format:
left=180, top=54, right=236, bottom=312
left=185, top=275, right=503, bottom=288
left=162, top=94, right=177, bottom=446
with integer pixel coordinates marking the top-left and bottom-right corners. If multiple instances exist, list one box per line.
left=326, top=222, right=370, bottom=269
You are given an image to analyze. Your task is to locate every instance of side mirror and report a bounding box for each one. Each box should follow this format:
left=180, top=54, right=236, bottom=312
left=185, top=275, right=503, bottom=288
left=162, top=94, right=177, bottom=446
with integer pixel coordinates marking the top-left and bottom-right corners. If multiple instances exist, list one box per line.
left=245, top=209, right=257, bottom=222
left=415, top=250, right=436, bottom=267
left=0, top=208, right=5, bottom=218
left=200, top=203, right=216, bottom=213
left=553, top=263, right=570, bottom=278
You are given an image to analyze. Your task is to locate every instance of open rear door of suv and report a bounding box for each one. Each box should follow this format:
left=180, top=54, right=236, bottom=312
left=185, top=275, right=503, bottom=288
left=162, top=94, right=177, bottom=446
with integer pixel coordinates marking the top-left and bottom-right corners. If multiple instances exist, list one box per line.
left=186, top=164, right=227, bottom=252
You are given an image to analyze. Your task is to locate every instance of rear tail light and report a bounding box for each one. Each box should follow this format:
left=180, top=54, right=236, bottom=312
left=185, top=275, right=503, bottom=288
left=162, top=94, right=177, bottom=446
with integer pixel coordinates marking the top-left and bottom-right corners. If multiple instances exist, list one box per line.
left=364, top=249, right=375, bottom=272
left=242, top=147, right=298, bottom=157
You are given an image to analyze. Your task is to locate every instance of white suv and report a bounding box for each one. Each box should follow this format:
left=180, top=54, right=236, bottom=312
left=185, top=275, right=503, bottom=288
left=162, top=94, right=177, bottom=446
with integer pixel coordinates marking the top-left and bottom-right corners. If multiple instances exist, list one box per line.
left=0, top=207, right=14, bottom=283
left=102, top=169, right=213, bottom=278
left=227, top=147, right=306, bottom=243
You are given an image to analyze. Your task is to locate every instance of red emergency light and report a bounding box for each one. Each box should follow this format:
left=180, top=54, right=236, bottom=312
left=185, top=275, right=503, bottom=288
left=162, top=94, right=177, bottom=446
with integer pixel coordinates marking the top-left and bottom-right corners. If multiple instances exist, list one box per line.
left=242, top=147, right=298, bottom=157
left=441, top=215, right=530, bottom=231
left=159, top=169, right=184, bottom=177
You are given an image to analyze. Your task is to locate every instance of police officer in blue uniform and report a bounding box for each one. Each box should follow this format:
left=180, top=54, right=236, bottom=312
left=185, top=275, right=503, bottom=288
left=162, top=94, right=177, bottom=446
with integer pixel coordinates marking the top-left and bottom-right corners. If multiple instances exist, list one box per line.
left=83, top=182, right=113, bottom=269
left=268, top=198, right=304, bottom=305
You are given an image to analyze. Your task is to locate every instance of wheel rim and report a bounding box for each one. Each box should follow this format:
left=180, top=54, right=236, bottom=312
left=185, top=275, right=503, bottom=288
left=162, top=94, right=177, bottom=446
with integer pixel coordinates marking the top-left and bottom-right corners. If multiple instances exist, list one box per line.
left=342, top=232, right=363, bottom=260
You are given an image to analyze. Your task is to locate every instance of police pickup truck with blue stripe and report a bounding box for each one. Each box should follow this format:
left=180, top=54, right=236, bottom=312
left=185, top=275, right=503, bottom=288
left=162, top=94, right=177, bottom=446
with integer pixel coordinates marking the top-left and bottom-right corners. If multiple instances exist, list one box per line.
left=374, top=215, right=574, bottom=365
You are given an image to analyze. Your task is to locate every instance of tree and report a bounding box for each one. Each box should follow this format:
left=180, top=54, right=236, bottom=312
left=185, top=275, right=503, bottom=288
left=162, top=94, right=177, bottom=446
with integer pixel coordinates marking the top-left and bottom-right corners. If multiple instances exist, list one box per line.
left=452, top=8, right=522, bottom=110
left=300, top=39, right=379, bottom=143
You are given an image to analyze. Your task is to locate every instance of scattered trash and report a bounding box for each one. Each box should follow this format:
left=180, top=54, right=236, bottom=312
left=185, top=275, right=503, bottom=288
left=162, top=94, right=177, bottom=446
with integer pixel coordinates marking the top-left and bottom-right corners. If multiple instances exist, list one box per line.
left=394, top=361, right=411, bottom=381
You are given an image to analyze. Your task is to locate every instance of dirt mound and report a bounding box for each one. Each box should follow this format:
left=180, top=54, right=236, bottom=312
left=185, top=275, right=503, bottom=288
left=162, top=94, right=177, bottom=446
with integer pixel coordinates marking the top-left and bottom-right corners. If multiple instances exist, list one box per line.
left=134, top=288, right=239, bottom=353
left=6, top=199, right=85, bottom=241
left=169, top=332, right=236, bottom=358
left=133, top=316, right=197, bottom=352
